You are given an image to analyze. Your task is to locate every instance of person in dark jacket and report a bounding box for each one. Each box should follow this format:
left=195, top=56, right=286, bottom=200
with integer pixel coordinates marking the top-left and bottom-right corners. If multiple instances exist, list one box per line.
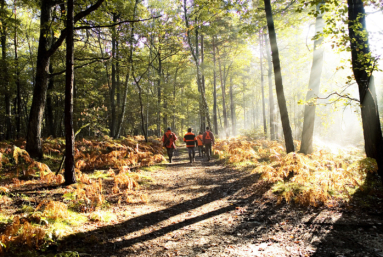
left=162, top=127, right=177, bottom=163
left=203, top=127, right=215, bottom=161
left=183, top=128, right=197, bottom=163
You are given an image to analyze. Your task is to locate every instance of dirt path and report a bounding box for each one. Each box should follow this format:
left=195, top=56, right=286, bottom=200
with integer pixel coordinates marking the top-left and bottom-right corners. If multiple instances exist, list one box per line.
left=59, top=147, right=383, bottom=257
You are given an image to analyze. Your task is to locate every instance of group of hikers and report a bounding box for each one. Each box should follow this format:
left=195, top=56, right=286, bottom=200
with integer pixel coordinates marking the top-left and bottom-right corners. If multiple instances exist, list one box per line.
left=161, top=127, right=215, bottom=163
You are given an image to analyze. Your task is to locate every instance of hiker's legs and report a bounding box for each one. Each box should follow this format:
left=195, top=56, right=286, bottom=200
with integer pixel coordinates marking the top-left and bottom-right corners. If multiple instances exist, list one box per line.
left=198, top=146, right=202, bottom=156
left=188, top=147, right=194, bottom=163
left=167, top=148, right=174, bottom=163
left=205, top=144, right=212, bottom=160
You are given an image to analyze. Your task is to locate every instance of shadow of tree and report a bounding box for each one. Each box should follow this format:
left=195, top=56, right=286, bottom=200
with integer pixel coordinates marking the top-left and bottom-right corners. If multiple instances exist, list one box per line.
left=55, top=152, right=261, bottom=255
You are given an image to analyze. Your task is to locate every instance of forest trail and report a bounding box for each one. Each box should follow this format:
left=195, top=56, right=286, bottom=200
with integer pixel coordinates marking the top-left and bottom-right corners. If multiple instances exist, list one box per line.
left=59, top=147, right=383, bottom=257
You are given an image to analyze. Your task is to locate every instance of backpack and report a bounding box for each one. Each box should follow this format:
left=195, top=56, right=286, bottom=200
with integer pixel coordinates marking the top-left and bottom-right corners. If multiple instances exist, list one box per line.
left=163, top=133, right=173, bottom=147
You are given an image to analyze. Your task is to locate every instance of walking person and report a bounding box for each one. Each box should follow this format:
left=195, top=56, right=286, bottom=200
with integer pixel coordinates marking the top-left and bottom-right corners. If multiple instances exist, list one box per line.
left=183, top=128, right=197, bottom=163
left=196, top=131, right=204, bottom=157
left=203, top=127, right=215, bottom=161
left=162, top=127, right=177, bottom=163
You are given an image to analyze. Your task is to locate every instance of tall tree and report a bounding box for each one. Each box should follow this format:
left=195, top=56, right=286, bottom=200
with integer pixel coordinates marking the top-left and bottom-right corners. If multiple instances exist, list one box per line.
left=183, top=0, right=211, bottom=130
left=212, top=36, right=218, bottom=134
left=299, top=3, right=324, bottom=154
left=259, top=31, right=267, bottom=136
left=264, top=33, right=275, bottom=140
left=347, top=0, right=383, bottom=182
left=64, top=0, right=76, bottom=185
left=230, top=76, right=235, bottom=136
left=26, top=0, right=105, bottom=159
left=263, top=0, right=294, bottom=153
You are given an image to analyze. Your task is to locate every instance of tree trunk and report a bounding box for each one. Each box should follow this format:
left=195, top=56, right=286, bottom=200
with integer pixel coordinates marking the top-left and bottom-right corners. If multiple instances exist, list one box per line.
left=300, top=3, right=324, bottom=154
left=115, top=0, right=137, bottom=139
left=26, top=0, right=54, bottom=159
left=1, top=0, right=11, bottom=140
left=264, top=33, right=275, bottom=140
left=348, top=0, right=383, bottom=182
left=260, top=31, right=267, bottom=136
left=230, top=76, right=235, bottom=136
left=183, top=0, right=211, bottom=130
left=157, top=51, right=162, bottom=136
left=200, top=34, right=206, bottom=132
left=212, top=37, right=218, bottom=134
left=14, top=2, right=21, bottom=138
left=217, top=47, right=228, bottom=138
left=264, top=0, right=294, bottom=153
left=64, top=0, right=76, bottom=185
left=26, top=0, right=105, bottom=158
left=110, top=13, right=117, bottom=138
left=46, top=62, right=56, bottom=137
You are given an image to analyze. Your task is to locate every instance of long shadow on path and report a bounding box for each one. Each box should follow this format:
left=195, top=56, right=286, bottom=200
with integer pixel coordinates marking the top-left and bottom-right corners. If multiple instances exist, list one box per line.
left=58, top=154, right=260, bottom=255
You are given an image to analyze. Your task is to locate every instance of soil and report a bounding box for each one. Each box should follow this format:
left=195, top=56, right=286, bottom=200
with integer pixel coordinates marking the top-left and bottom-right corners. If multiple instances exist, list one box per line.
left=57, top=147, right=383, bottom=257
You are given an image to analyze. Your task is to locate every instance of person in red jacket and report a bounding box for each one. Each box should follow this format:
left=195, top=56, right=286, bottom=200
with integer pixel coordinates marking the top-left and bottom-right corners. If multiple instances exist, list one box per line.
left=203, top=127, right=215, bottom=161
left=183, top=128, right=197, bottom=163
left=162, top=127, right=177, bottom=163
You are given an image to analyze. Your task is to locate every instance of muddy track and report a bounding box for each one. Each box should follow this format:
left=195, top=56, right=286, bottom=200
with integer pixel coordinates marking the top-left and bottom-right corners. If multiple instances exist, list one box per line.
left=57, top=147, right=383, bottom=257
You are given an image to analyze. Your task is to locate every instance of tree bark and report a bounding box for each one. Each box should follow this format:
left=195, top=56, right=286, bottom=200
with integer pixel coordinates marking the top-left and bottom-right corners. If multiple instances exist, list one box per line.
left=260, top=31, right=267, bottom=136
left=109, top=13, right=117, bottom=137
left=264, top=0, right=294, bottom=153
left=46, top=62, right=56, bottom=137
left=14, top=2, right=21, bottom=138
left=230, top=76, right=235, bottom=136
left=300, top=4, right=324, bottom=154
left=348, top=0, right=383, bottom=182
left=212, top=37, right=218, bottom=134
left=64, top=0, right=76, bottom=185
left=217, top=47, right=228, bottom=138
left=264, top=33, right=275, bottom=140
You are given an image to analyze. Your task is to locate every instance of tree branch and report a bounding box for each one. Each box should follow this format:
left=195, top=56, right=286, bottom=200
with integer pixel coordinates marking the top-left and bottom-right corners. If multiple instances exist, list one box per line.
left=47, top=0, right=106, bottom=57
left=74, top=16, right=161, bottom=30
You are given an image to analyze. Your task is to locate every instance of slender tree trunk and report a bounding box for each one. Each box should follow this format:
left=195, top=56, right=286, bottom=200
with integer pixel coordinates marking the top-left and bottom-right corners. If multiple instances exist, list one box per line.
left=183, top=0, right=211, bottom=129
left=46, top=62, right=56, bottom=137
left=217, top=47, right=228, bottom=138
left=264, top=0, right=294, bottom=153
left=109, top=13, right=117, bottom=138
left=14, top=2, right=21, bottom=138
left=115, top=0, right=137, bottom=138
left=200, top=34, right=206, bottom=131
left=348, top=0, right=383, bottom=182
left=1, top=0, right=11, bottom=140
left=264, top=34, right=275, bottom=140
left=157, top=51, right=162, bottom=136
left=300, top=3, right=324, bottom=154
left=64, top=0, right=76, bottom=185
left=230, top=76, right=235, bottom=136
left=260, top=31, right=267, bottom=136
left=212, top=37, right=218, bottom=134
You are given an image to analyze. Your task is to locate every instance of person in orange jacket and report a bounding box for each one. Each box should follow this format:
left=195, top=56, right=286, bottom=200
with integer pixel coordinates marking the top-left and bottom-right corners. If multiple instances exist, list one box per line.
left=162, top=127, right=177, bottom=163
left=203, top=126, right=215, bottom=161
left=196, top=131, right=204, bottom=157
left=183, top=128, right=197, bottom=163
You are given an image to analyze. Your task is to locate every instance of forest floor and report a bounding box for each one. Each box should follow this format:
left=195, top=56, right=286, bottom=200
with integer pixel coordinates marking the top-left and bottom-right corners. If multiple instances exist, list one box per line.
left=56, top=147, right=383, bottom=257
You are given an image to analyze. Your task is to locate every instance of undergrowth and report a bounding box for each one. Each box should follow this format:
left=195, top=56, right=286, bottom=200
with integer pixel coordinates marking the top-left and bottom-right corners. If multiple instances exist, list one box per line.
left=0, top=136, right=159, bottom=256
left=214, top=137, right=378, bottom=207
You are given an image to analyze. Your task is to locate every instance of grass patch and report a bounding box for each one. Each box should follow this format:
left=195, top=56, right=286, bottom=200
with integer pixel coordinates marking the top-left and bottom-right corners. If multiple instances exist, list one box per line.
left=141, top=165, right=166, bottom=172
left=88, top=170, right=113, bottom=180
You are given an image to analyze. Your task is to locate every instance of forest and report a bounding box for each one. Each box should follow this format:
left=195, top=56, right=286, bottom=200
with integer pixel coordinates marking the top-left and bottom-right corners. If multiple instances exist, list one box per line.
left=0, top=0, right=383, bottom=256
